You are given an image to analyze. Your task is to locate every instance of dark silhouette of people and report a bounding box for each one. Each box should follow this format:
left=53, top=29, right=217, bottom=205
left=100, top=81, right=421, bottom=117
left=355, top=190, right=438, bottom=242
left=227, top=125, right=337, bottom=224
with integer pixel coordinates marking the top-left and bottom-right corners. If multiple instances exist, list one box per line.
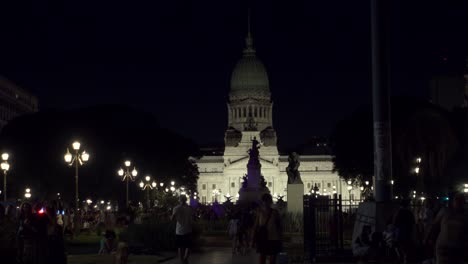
left=253, top=193, right=282, bottom=264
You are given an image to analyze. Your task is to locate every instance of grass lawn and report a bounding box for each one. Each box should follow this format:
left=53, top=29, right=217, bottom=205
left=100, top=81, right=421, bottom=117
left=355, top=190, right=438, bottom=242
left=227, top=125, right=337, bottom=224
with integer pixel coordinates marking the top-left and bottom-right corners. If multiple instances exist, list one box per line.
left=68, top=254, right=163, bottom=264
left=65, top=233, right=102, bottom=254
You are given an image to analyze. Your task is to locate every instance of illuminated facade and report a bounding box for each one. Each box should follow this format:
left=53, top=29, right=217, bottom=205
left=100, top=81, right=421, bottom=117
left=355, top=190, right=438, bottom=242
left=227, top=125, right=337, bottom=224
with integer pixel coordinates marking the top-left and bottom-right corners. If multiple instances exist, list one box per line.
left=195, top=29, right=359, bottom=204
left=0, top=76, right=38, bottom=128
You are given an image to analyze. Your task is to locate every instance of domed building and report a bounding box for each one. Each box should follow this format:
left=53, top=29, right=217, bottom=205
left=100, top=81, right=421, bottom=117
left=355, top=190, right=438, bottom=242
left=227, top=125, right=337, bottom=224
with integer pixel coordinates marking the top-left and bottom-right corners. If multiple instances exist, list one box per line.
left=195, top=22, right=357, bottom=204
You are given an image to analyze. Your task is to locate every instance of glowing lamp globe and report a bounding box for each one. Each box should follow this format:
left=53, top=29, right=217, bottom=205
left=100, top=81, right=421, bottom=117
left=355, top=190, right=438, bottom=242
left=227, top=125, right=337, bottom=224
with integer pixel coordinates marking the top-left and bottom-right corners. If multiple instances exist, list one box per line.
left=170, top=186, right=175, bottom=192
left=1, top=153, right=9, bottom=161
left=139, top=182, right=144, bottom=188
left=64, top=150, right=72, bottom=163
left=152, top=182, right=156, bottom=188
left=171, top=181, right=175, bottom=186
left=131, top=168, right=138, bottom=177
left=118, top=168, right=124, bottom=176
left=72, top=141, right=81, bottom=150
left=81, top=151, right=89, bottom=162
left=124, top=161, right=131, bottom=167
left=145, top=176, right=151, bottom=182
left=1, top=162, right=9, bottom=171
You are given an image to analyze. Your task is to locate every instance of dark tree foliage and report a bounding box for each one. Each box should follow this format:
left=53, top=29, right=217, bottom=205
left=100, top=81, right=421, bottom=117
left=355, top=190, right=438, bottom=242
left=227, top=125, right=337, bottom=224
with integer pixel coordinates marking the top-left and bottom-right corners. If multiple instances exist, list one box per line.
left=0, top=105, right=199, bottom=205
left=330, top=97, right=459, bottom=196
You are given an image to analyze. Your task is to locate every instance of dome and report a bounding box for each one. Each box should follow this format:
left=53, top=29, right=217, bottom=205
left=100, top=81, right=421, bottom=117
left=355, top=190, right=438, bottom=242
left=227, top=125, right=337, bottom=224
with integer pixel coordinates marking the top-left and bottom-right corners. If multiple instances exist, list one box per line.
left=229, top=34, right=270, bottom=100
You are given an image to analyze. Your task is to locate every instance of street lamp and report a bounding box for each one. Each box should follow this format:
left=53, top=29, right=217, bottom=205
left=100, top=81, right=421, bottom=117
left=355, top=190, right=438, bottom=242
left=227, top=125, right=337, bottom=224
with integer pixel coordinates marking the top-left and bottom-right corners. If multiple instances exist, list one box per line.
left=117, top=160, right=138, bottom=207
left=1, top=153, right=10, bottom=202
left=140, top=175, right=155, bottom=208
left=463, top=183, right=468, bottom=193
left=24, top=188, right=31, bottom=199
left=64, top=141, right=89, bottom=207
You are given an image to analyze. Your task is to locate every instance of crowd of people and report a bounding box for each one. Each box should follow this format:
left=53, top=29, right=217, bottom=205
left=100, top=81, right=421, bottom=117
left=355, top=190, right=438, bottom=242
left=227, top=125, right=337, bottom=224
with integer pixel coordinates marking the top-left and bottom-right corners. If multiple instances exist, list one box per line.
left=353, top=193, right=468, bottom=264
left=0, top=202, right=67, bottom=264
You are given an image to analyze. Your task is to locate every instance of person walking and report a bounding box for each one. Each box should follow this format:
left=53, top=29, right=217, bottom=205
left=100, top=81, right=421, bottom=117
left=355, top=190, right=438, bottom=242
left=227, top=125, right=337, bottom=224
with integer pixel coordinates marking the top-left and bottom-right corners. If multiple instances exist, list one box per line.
left=171, top=195, right=194, bottom=264
left=253, top=193, right=282, bottom=264
left=45, top=206, right=66, bottom=264
left=393, top=199, right=415, bottom=264
left=427, top=193, right=467, bottom=264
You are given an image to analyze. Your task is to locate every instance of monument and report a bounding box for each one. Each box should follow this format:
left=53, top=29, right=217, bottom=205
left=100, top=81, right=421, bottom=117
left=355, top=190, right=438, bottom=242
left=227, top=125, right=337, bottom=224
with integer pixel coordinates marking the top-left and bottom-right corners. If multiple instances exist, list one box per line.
left=287, top=152, right=304, bottom=214
left=238, top=137, right=270, bottom=203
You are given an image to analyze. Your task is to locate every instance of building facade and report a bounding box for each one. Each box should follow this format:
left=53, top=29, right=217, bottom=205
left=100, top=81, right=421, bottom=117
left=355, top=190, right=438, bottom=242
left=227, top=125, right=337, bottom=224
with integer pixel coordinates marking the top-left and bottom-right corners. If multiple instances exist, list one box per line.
left=0, top=76, right=39, bottom=128
left=195, top=29, right=358, bottom=204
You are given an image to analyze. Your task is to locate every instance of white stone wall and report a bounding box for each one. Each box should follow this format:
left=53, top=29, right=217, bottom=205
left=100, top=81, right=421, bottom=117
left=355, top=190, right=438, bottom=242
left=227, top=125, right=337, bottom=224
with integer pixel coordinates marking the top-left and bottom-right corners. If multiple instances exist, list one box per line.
left=196, top=155, right=361, bottom=204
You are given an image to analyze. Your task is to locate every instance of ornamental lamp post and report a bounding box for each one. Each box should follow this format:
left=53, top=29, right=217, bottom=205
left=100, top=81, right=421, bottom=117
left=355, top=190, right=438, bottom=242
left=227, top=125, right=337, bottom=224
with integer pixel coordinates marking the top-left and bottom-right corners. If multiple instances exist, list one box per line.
left=64, top=142, right=89, bottom=208
left=118, top=160, right=138, bottom=207
left=140, top=175, right=155, bottom=208
left=24, top=188, right=31, bottom=199
left=464, top=184, right=468, bottom=193
left=1, top=153, right=10, bottom=202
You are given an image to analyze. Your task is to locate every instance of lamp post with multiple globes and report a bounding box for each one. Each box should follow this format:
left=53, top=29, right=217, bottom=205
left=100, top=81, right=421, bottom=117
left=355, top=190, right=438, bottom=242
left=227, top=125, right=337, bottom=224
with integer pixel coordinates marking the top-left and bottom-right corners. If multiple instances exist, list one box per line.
left=118, top=161, right=138, bottom=207
left=24, top=188, right=31, bottom=199
left=64, top=141, right=89, bottom=208
left=1, top=153, right=10, bottom=202
left=139, top=175, right=156, bottom=208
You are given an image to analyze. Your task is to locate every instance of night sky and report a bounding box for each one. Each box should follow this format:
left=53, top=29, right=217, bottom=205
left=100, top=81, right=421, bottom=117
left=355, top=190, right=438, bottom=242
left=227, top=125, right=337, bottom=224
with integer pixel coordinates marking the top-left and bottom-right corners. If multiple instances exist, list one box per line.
left=0, top=1, right=466, bottom=149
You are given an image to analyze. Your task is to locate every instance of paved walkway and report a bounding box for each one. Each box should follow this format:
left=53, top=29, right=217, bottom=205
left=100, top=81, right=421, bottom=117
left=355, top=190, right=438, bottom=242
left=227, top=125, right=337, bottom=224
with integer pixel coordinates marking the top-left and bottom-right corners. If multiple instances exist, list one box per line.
left=163, top=247, right=258, bottom=264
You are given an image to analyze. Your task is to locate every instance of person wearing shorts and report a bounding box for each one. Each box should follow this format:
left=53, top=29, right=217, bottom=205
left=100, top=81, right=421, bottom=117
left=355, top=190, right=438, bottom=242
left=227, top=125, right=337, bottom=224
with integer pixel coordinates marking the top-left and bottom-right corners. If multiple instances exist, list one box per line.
left=172, top=195, right=193, bottom=264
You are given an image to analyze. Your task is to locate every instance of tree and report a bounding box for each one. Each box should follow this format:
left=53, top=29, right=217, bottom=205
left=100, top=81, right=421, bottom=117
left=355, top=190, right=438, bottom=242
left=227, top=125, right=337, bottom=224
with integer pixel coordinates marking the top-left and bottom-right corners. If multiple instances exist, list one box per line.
left=330, top=97, right=459, bottom=197
left=0, top=105, right=199, bottom=206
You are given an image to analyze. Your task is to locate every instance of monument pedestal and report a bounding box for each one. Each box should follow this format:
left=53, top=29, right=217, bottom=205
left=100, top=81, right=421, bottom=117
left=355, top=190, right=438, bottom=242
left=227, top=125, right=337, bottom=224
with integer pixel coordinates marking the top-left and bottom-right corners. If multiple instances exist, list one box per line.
left=287, top=184, right=304, bottom=214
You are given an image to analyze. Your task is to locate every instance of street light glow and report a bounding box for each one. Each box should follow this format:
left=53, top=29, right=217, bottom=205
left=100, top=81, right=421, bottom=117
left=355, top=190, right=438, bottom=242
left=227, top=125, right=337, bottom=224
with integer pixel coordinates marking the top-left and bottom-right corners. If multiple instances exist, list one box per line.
left=64, top=149, right=72, bottom=163
left=171, top=181, right=175, bottom=186
left=72, top=141, right=81, bottom=150
left=1, top=162, right=9, bottom=171
left=170, top=186, right=175, bottom=192
left=124, top=160, right=131, bottom=167
left=139, top=182, right=144, bottom=188
left=414, top=167, right=420, bottom=174
left=81, top=151, right=89, bottom=162
left=131, top=168, right=138, bottom=177
left=152, top=182, right=157, bottom=188
left=118, top=168, right=124, bottom=176
left=1, top=153, right=9, bottom=161
left=145, top=176, right=151, bottom=182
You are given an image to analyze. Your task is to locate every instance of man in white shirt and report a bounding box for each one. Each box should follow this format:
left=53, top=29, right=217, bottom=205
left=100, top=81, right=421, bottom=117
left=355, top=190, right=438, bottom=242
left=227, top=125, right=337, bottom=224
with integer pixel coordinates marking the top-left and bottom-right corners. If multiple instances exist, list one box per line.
left=171, top=195, right=193, bottom=264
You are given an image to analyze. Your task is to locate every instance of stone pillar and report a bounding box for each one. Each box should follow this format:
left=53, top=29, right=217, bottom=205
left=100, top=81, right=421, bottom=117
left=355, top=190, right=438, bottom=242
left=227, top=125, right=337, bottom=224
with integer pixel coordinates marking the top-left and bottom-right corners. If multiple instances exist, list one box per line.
left=287, top=183, right=304, bottom=214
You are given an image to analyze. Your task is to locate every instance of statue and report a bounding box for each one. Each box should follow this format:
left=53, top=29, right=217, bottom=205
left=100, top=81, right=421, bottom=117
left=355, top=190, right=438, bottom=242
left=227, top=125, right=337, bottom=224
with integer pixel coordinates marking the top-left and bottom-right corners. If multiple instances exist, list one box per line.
left=286, top=152, right=303, bottom=184
left=248, top=137, right=260, bottom=159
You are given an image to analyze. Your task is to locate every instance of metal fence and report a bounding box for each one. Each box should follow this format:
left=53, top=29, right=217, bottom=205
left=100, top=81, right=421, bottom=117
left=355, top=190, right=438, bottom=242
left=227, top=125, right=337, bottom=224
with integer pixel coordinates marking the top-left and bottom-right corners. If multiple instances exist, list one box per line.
left=304, top=195, right=359, bottom=261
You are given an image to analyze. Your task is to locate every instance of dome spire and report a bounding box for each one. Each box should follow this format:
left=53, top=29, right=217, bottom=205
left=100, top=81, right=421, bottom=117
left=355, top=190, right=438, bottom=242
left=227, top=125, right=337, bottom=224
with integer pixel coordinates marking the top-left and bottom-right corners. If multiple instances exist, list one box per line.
left=244, top=8, right=255, bottom=55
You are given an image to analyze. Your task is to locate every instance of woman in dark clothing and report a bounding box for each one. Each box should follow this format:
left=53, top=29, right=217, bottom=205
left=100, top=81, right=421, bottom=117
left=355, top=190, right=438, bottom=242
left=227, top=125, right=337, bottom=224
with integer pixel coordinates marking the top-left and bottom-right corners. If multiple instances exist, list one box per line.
left=46, top=206, right=67, bottom=264
left=253, top=194, right=282, bottom=264
left=17, top=203, right=39, bottom=264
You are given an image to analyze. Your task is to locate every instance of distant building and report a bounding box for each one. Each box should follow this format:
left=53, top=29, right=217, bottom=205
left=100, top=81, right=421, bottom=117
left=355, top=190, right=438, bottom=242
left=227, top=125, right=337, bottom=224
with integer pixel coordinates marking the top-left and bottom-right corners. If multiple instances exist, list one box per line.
left=0, top=76, right=39, bottom=128
left=194, top=25, right=357, bottom=203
